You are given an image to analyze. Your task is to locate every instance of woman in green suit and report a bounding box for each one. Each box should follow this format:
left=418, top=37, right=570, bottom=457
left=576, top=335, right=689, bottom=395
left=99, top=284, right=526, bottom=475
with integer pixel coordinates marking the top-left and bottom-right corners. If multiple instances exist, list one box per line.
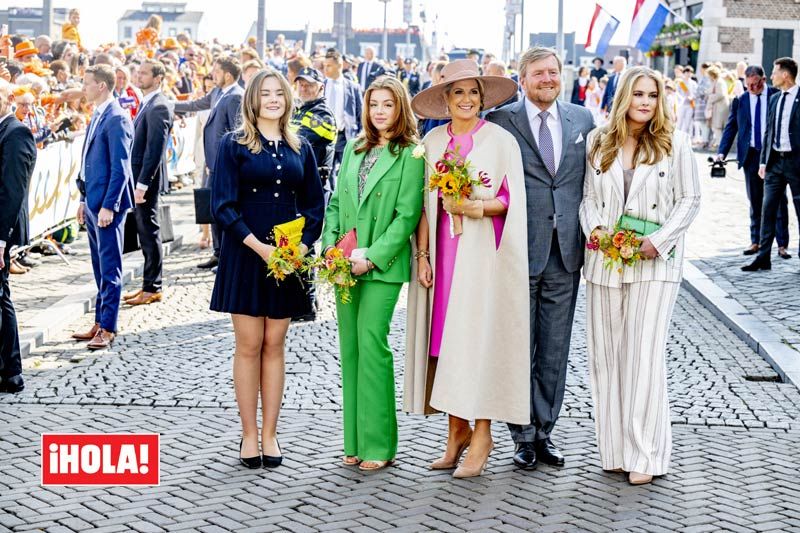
left=321, top=76, right=424, bottom=471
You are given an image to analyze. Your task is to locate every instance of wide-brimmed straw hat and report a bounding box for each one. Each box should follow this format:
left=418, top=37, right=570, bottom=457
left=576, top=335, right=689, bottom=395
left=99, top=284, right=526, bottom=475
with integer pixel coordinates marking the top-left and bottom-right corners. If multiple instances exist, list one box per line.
left=411, top=59, right=518, bottom=119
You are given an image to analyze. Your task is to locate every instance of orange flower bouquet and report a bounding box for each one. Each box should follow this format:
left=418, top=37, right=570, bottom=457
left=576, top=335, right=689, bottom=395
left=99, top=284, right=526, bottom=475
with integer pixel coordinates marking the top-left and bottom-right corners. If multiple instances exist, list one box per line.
left=136, top=27, right=159, bottom=48
left=266, top=235, right=306, bottom=283
left=412, top=145, right=491, bottom=237
left=587, top=225, right=646, bottom=273
left=307, top=248, right=356, bottom=304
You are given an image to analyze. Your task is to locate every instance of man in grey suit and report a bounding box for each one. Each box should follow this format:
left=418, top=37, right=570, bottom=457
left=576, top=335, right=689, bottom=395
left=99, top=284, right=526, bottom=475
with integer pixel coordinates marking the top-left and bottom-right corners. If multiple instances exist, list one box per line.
left=174, top=57, right=243, bottom=270
left=487, top=46, right=595, bottom=470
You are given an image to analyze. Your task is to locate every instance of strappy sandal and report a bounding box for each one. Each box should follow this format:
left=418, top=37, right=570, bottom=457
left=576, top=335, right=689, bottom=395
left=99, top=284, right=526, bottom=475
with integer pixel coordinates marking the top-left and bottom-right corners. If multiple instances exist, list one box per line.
left=342, top=456, right=361, bottom=466
left=358, top=459, right=394, bottom=471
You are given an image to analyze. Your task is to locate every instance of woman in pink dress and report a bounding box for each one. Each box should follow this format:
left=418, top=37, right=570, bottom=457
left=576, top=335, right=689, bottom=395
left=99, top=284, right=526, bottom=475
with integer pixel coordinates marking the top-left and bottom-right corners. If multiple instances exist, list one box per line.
left=404, top=60, right=530, bottom=478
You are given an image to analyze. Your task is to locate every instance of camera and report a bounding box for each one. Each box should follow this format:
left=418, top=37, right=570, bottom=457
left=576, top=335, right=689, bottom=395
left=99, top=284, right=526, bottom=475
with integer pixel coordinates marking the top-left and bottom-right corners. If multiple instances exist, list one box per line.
left=708, top=157, right=729, bottom=178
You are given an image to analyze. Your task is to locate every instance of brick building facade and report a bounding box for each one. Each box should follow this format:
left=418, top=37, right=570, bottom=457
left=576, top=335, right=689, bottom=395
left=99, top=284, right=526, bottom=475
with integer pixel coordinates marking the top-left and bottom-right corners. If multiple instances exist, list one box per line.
left=670, top=0, right=800, bottom=69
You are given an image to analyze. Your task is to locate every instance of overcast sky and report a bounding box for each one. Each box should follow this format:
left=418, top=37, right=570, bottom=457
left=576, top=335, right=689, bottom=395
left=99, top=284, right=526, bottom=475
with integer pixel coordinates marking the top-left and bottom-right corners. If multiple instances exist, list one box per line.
left=12, top=0, right=640, bottom=54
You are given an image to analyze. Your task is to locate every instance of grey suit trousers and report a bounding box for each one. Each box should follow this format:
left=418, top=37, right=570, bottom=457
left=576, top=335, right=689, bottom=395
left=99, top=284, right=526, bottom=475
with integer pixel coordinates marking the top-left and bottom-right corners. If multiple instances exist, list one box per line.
left=508, top=231, right=580, bottom=443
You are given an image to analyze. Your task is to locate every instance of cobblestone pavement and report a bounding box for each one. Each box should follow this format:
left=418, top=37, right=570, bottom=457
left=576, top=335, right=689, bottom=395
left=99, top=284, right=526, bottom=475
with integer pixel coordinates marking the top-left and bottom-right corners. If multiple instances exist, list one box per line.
left=10, top=188, right=198, bottom=333
left=3, top=191, right=800, bottom=531
left=685, top=152, right=800, bottom=352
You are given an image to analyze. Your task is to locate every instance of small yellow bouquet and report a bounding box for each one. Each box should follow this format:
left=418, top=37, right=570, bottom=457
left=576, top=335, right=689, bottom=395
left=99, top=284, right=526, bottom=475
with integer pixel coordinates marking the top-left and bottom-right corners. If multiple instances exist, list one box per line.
left=267, top=235, right=306, bottom=283
left=412, top=145, right=491, bottom=237
left=266, top=217, right=307, bottom=283
left=307, top=248, right=357, bottom=304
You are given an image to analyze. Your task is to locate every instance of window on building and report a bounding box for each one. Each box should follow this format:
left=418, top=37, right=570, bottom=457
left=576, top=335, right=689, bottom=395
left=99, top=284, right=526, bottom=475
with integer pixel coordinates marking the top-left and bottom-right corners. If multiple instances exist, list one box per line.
left=168, top=27, right=177, bottom=36
left=185, top=28, right=192, bottom=36
left=687, top=3, right=702, bottom=21
left=123, top=26, right=132, bottom=39
left=395, top=43, right=416, bottom=59
left=359, top=42, right=381, bottom=57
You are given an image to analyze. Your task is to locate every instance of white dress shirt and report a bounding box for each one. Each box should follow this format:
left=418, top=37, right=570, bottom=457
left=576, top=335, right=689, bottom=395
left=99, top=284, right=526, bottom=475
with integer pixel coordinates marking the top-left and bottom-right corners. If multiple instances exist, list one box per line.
left=134, top=91, right=163, bottom=191
left=81, top=96, right=115, bottom=202
left=360, top=61, right=371, bottom=91
left=325, top=76, right=346, bottom=131
left=525, top=97, right=562, bottom=227
left=137, top=89, right=160, bottom=117
left=0, top=113, right=13, bottom=249
left=774, top=84, right=798, bottom=152
left=213, top=82, right=237, bottom=110
left=525, top=97, right=563, bottom=171
left=749, top=90, right=768, bottom=149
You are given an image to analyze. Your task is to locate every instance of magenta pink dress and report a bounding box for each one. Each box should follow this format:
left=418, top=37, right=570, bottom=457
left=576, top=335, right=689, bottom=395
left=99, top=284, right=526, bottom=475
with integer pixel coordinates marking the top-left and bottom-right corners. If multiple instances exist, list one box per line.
left=429, top=119, right=510, bottom=357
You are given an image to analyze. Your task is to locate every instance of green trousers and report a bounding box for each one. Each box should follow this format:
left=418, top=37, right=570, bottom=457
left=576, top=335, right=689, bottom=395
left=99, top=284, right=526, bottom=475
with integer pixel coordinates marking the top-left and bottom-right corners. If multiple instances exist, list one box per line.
left=336, top=280, right=402, bottom=461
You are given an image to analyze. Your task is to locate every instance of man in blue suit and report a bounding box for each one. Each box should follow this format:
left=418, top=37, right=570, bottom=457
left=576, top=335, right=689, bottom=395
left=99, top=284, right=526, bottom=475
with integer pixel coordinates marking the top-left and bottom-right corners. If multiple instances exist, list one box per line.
left=72, top=64, right=135, bottom=350
left=601, top=56, right=627, bottom=114
left=743, top=57, right=800, bottom=271
left=356, top=46, right=385, bottom=92
left=174, top=57, right=243, bottom=270
left=323, top=48, right=362, bottom=183
left=717, top=65, right=790, bottom=258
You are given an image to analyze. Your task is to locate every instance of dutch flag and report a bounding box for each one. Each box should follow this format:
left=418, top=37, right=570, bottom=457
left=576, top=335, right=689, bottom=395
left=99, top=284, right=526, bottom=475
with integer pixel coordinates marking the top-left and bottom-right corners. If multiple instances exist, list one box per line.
left=629, top=0, right=670, bottom=52
left=585, top=4, right=621, bottom=57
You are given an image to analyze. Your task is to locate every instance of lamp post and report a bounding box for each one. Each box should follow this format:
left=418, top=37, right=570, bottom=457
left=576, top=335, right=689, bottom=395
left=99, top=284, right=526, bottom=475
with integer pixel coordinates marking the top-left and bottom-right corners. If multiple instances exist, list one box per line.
left=379, top=0, right=390, bottom=61
left=256, top=0, right=266, bottom=59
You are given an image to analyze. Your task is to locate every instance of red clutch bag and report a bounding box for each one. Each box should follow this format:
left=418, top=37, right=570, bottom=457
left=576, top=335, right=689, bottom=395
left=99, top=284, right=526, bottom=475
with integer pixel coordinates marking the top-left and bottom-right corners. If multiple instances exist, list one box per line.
left=335, top=229, right=358, bottom=258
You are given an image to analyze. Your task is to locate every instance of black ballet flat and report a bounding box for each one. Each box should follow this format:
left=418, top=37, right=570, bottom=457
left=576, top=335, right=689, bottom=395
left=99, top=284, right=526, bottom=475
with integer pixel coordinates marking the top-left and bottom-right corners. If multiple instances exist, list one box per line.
left=239, top=439, right=262, bottom=469
left=262, top=438, right=283, bottom=468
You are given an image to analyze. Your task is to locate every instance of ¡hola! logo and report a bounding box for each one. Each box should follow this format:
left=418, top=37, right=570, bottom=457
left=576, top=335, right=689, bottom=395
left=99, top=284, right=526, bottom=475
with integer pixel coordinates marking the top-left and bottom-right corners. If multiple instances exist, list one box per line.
left=41, top=434, right=160, bottom=486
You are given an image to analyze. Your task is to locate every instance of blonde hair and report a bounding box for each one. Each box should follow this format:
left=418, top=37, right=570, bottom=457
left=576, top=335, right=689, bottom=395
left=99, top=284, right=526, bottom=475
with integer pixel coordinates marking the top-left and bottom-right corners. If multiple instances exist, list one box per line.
left=146, top=15, right=162, bottom=32
left=236, top=68, right=301, bottom=154
left=518, top=46, right=562, bottom=78
left=589, top=66, right=673, bottom=173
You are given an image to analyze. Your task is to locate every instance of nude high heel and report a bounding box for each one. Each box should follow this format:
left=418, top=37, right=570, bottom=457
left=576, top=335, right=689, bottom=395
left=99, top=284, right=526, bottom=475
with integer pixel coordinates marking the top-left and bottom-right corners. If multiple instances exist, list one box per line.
left=430, top=431, right=472, bottom=470
left=453, top=441, right=493, bottom=478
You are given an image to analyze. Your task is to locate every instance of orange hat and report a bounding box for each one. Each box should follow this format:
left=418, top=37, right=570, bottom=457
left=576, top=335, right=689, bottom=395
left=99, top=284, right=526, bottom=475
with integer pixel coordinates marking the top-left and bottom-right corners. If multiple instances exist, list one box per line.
left=14, top=40, right=38, bottom=59
left=162, top=37, right=181, bottom=51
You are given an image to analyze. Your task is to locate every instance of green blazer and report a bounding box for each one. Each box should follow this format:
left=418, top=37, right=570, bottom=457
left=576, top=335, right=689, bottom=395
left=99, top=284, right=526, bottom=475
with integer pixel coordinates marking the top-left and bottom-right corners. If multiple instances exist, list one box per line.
left=322, top=140, right=424, bottom=283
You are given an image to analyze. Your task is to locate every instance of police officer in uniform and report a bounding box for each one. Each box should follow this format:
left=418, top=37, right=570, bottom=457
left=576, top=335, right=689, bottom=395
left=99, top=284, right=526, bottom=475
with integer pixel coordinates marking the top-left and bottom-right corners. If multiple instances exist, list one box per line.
left=291, top=67, right=337, bottom=195
left=290, top=66, right=337, bottom=322
left=398, top=58, right=421, bottom=97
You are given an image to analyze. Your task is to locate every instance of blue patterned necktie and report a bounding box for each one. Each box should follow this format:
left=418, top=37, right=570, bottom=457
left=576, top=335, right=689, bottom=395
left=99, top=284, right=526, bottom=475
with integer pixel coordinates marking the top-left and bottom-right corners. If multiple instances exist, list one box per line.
left=538, top=110, right=556, bottom=176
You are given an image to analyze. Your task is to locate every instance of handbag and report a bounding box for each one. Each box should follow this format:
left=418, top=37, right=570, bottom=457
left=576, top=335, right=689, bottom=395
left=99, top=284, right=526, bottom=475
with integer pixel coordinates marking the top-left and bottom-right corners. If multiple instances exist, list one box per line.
left=193, top=188, right=213, bottom=224
left=122, top=211, right=140, bottom=254
left=335, top=228, right=358, bottom=258
left=273, top=216, right=305, bottom=246
left=617, top=215, right=675, bottom=258
left=617, top=215, right=661, bottom=237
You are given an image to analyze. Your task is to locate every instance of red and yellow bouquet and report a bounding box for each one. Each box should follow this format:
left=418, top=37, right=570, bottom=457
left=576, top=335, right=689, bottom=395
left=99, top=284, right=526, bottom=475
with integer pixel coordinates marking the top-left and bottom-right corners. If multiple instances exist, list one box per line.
left=587, top=226, right=646, bottom=273
left=266, top=235, right=305, bottom=283
left=308, top=248, right=357, bottom=304
left=412, top=145, right=491, bottom=237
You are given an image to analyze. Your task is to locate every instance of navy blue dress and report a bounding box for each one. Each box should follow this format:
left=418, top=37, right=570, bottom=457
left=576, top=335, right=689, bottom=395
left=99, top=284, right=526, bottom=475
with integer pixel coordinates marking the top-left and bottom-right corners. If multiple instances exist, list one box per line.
left=210, top=132, right=324, bottom=318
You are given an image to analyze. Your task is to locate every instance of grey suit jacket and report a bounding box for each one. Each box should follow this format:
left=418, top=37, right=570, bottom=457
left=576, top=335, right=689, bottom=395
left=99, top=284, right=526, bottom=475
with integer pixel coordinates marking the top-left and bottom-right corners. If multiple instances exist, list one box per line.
left=174, top=85, right=244, bottom=174
left=487, top=99, right=595, bottom=276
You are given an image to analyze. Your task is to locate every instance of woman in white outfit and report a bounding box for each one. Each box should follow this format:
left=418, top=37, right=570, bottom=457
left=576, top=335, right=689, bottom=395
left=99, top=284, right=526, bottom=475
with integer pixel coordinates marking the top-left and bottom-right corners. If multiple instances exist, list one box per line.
left=579, top=66, right=701, bottom=485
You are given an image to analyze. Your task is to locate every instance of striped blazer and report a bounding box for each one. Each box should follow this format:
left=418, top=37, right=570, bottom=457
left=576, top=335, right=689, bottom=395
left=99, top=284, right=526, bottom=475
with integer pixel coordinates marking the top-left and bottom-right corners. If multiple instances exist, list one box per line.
left=579, top=130, right=701, bottom=288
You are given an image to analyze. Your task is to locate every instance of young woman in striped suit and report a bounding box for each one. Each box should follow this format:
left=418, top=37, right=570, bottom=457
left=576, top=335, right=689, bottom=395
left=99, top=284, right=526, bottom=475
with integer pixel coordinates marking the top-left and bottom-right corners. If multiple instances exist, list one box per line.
left=579, top=67, right=701, bottom=485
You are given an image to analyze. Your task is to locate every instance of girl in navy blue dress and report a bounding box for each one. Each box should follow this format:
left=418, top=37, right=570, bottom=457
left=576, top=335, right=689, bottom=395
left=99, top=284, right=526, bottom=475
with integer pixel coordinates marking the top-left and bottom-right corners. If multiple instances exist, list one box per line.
left=211, top=68, right=324, bottom=468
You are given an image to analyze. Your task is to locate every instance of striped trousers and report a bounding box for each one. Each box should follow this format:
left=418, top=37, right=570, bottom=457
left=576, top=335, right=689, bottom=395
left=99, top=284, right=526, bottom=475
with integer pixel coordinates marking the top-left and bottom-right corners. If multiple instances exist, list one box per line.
left=586, top=280, right=680, bottom=476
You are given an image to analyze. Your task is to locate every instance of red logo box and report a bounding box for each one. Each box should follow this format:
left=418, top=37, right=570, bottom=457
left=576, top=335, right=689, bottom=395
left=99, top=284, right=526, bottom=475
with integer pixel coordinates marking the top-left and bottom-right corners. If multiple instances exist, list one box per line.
left=41, top=433, right=160, bottom=486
